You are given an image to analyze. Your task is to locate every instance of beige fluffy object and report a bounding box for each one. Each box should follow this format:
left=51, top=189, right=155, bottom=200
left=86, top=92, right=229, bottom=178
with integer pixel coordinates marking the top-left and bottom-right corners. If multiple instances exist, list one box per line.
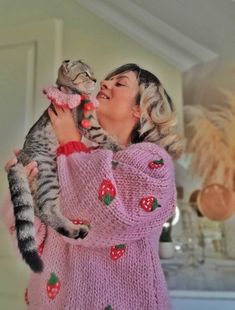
left=184, top=90, right=235, bottom=191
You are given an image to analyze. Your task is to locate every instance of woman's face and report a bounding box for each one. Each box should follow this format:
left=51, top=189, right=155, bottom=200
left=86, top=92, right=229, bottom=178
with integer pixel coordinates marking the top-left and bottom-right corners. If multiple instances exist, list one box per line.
left=96, top=71, right=140, bottom=124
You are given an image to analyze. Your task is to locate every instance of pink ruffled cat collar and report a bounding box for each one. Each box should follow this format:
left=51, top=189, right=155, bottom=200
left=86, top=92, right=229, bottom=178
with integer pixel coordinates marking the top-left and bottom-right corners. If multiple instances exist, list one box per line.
left=43, top=86, right=98, bottom=129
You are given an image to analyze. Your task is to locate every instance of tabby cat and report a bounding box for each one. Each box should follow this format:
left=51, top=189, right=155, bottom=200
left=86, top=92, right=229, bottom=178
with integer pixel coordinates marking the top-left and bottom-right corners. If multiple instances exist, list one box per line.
left=7, top=60, right=120, bottom=273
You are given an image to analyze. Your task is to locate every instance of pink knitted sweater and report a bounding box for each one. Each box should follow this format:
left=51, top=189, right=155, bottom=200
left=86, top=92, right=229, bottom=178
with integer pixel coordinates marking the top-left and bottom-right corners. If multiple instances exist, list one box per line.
left=2, top=141, right=176, bottom=310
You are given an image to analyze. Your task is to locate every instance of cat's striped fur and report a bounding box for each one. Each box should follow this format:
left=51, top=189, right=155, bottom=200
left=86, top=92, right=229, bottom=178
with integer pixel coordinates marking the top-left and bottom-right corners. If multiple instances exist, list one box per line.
left=7, top=60, right=119, bottom=273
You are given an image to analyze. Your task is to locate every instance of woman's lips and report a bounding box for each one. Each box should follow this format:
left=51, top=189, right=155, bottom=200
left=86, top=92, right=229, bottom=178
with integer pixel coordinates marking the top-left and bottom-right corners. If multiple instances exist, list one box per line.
left=96, top=91, right=110, bottom=99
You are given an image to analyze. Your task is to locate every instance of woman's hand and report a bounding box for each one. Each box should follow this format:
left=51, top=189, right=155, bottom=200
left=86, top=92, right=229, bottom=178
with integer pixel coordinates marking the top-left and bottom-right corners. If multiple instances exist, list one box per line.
left=4, top=149, right=38, bottom=183
left=48, top=104, right=81, bottom=145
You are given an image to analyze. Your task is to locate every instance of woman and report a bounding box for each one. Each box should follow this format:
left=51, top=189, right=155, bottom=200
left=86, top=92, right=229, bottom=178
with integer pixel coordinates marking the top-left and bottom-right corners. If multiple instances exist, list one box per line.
left=3, top=63, right=183, bottom=309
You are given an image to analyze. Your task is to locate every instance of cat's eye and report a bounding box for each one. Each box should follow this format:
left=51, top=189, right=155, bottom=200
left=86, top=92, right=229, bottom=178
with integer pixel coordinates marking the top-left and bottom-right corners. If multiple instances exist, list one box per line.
left=72, top=72, right=89, bottom=82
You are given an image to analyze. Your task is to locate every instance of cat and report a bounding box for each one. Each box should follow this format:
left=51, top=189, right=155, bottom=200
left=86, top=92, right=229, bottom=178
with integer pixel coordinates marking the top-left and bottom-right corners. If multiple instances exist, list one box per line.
left=7, top=59, right=119, bottom=273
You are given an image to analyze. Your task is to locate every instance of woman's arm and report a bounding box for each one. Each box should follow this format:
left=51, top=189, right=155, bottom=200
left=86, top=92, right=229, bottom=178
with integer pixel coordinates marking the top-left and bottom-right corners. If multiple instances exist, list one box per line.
left=57, top=141, right=176, bottom=247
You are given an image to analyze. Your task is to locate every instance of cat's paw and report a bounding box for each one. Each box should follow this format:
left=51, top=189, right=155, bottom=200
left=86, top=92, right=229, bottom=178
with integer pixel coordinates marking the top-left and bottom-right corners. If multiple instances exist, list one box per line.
left=72, top=225, right=89, bottom=239
left=57, top=221, right=90, bottom=239
left=70, top=219, right=90, bottom=239
left=77, top=226, right=89, bottom=239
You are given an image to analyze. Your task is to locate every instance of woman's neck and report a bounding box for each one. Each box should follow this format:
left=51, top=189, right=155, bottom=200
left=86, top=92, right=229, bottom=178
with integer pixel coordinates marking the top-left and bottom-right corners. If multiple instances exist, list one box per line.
left=98, top=118, right=134, bottom=147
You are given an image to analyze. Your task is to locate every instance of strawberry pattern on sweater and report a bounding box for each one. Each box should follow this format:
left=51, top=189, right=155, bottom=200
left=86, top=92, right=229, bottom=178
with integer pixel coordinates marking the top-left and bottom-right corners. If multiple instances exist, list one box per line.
left=110, top=244, right=126, bottom=260
left=47, top=273, right=61, bottom=300
left=1, top=141, right=176, bottom=310
left=98, top=179, right=116, bottom=206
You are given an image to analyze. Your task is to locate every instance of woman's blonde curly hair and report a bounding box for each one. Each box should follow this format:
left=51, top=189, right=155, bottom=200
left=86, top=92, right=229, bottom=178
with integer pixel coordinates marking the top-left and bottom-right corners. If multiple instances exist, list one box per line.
left=105, top=64, right=184, bottom=159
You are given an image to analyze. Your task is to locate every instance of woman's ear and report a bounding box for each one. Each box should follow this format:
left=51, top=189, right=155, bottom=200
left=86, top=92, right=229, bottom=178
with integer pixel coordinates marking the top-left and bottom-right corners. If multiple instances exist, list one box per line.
left=132, top=105, right=141, bottom=119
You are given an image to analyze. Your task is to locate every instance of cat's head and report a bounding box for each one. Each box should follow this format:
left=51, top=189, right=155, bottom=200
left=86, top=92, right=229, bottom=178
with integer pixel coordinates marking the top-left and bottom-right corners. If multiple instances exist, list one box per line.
left=56, top=60, right=96, bottom=95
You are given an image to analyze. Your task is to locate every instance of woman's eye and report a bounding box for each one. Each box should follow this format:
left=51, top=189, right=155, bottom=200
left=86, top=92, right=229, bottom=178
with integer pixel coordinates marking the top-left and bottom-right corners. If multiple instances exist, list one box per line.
left=116, top=82, right=125, bottom=86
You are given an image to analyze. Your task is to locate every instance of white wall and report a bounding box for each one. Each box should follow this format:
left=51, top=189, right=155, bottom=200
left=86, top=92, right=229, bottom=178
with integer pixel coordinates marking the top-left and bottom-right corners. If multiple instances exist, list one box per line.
left=0, top=0, right=184, bottom=131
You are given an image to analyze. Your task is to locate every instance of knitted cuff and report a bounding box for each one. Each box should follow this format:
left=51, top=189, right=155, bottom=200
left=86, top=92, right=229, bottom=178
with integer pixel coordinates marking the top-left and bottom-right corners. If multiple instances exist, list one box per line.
left=57, top=141, right=89, bottom=156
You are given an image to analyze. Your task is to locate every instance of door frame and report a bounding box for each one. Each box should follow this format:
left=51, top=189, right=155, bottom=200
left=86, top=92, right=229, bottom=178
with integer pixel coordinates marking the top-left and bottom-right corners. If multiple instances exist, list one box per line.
left=0, top=19, right=63, bottom=124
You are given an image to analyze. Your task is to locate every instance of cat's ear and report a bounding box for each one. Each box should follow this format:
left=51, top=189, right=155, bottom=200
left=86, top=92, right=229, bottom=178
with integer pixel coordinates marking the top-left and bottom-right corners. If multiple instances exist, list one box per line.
left=62, top=60, right=71, bottom=73
left=78, top=59, right=84, bottom=65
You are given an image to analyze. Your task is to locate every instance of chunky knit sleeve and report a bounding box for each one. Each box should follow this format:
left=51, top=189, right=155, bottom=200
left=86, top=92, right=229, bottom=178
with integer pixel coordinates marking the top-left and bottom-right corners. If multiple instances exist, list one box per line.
left=57, top=141, right=176, bottom=247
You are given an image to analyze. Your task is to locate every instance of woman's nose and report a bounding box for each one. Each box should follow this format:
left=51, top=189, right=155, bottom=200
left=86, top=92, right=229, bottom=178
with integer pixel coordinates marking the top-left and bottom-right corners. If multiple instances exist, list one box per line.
left=100, top=79, right=112, bottom=89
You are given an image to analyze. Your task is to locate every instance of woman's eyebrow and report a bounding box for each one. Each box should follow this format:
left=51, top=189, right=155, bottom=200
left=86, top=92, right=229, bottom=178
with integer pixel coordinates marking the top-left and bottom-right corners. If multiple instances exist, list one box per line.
left=115, top=75, right=129, bottom=80
left=106, top=75, right=129, bottom=81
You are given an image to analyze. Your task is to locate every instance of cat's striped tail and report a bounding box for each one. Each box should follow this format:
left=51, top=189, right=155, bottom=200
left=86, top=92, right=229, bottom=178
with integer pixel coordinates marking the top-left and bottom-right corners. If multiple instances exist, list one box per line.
left=7, top=163, right=43, bottom=273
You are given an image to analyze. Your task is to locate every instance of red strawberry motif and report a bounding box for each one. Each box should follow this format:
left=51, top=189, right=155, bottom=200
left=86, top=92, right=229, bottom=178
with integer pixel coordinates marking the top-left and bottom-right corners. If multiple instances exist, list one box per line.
left=110, top=244, right=126, bottom=260
left=80, top=95, right=89, bottom=101
left=104, top=305, right=113, bottom=310
left=83, top=101, right=95, bottom=111
left=47, top=273, right=61, bottom=300
left=140, top=196, right=161, bottom=212
left=148, top=158, right=164, bottom=169
left=81, top=118, right=92, bottom=129
left=98, top=180, right=116, bottom=206
left=71, top=218, right=91, bottom=229
left=38, top=242, right=44, bottom=256
left=24, top=288, right=29, bottom=305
